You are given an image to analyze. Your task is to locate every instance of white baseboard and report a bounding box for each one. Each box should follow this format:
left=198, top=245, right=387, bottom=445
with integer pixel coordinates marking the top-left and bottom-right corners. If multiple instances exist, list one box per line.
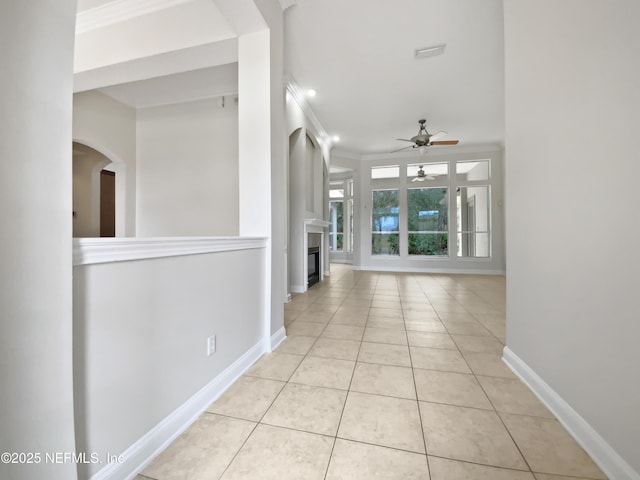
left=329, top=259, right=353, bottom=265
left=290, top=284, right=305, bottom=293
left=270, top=327, right=286, bottom=351
left=354, top=265, right=506, bottom=275
left=90, top=340, right=265, bottom=480
left=285, top=293, right=292, bottom=303
left=503, top=347, right=640, bottom=480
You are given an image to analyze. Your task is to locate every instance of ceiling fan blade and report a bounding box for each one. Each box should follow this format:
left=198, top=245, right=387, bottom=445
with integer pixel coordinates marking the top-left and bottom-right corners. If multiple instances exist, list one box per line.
left=395, top=138, right=415, bottom=143
left=390, top=145, right=414, bottom=153
left=429, top=131, right=448, bottom=141
left=430, top=140, right=459, bottom=145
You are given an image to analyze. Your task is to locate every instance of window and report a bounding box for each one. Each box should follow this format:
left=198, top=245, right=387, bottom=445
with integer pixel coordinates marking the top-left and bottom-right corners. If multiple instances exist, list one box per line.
left=329, top=180, right=353, bottom=253
left=346, top=180, right=354, bottom=253
left=457, top=186, right=490, bottom=257
left=456, top=160, right=490, bottom=181
left=407, top=188, right=448, bottom=256
left=456, top=160, right=490, bottom=258
left=407, top=163, right=448, bottom=183
left=329, top=199, right=344, bottom=251
left=367, top=159, right=494, bottom=262
left=371, top=165, right=400, bottom=180
left=348, top=197, right=354, bottom=252
left=372, top=189, right=399, bottom=255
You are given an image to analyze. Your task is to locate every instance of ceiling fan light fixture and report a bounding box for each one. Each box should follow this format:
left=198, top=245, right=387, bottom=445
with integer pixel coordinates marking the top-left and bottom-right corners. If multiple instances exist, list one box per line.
left=414, top=44, right=446, bottom=59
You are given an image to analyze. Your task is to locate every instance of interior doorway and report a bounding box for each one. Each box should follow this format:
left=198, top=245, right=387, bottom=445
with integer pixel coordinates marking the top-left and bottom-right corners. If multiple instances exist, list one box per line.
left=99, top=170, right=115, bottom=237
left=72, top=142, right=116, bottom=237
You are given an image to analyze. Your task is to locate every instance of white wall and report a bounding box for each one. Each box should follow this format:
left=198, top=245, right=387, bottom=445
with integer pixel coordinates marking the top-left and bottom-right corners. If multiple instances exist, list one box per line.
left=288, top=127, right=305, bottom=289
left=305, top=134, right=316, bottom=211
left=0, top=1, right=77, bottom=479
left=285, top=92, right=331, bottom=292
left=136, top=98, right=239, bottom=236
left=73, top=244, right=265, bottom=479
left=74, top=91, right=137, bottom=236
left=504, top=0, right=640, bottom=476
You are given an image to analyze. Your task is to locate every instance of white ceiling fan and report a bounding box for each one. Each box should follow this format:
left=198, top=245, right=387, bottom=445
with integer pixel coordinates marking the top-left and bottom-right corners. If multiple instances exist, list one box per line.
left=412, top=165, right=438, bottom=182
left=393, top=119, right=459, bottom=153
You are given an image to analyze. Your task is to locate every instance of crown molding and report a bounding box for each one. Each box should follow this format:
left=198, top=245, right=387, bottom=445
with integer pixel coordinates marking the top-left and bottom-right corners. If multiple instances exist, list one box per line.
left=76, top=0, right=194, bottom=34
left=360, top=143, right=504, bottom=162
left=285, top=75, right=333, bottom=147
left=330, top=148, right=361, bottom=161
left=329, top=143, right=503, bottom=162
left=278, top=0, right=297, bottom=11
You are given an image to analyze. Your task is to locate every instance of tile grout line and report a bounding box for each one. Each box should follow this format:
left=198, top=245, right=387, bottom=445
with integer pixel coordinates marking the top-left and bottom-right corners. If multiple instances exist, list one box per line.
left=213, top=368, right=294, bottom=480
left=321, top=271, right=377, bottom=480
left=430, top=278, right=536, bottom=475
left=428, top=279, right=538, bottom=475
left=213, top=420, right=261, bottom=480
left=154, top=268, right=513, bottom=480
left=399, top=273, right=431, bottom=478
left=473, top=372, right=535, bottom=474
left=295, top=270, right=526, bottom=476
left=217, top=278, right=349, bottom=480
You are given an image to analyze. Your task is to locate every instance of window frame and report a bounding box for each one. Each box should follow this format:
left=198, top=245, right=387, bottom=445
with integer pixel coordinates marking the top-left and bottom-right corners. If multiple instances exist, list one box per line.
left=364, top=158, right=495, bottom=263
left=329, top=199, right=344, bottom=252
left=328, top=178, right=354, bottom=254
left=407, top=186, right=449, bottom=257
left=371, top=188, right=400, bottom=256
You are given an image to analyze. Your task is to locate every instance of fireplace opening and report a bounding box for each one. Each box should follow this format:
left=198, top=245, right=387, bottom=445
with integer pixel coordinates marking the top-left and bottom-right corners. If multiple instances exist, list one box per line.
left=308, top=246, right=320, bottom=288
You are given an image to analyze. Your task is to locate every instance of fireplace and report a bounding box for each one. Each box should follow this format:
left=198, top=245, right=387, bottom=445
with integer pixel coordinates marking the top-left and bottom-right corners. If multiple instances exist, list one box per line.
left=299, top=221, right=328, bottom=294
left=307, top=246, right=320, bottom=288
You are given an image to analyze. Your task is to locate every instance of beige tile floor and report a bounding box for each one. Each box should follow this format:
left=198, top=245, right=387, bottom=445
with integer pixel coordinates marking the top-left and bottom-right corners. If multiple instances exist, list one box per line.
left=137, top=265, right=608, bottom=480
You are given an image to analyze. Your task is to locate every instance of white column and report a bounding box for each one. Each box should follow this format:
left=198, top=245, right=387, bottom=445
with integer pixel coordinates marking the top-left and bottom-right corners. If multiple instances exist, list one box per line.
left=238, top=29, right=274, bottom=348
left=288, top=129, right=307, bottom=292
left=232, top=0, right=286, bottom=345
left=0, top=1, right=77, bottom=479
left=238, top=30, right=272, bottom=237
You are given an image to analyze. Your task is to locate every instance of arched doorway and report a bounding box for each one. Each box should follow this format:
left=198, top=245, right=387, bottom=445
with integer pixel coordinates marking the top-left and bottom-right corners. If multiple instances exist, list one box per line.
left=287, top=128, right=327, bottom=292
left=72, top=142, right=115, bottom=237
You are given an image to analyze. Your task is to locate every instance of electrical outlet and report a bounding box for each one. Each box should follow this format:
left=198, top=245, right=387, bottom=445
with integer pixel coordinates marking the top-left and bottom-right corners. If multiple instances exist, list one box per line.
left=206, top=335, right=216, bottom=356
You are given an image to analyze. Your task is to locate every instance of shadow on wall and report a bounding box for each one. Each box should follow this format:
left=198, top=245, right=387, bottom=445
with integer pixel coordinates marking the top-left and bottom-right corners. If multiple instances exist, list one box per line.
left=72, top=142, right=115, bottom=237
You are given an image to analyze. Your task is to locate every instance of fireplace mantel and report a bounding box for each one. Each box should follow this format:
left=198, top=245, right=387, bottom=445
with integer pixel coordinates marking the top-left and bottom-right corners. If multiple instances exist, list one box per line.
left=299, top=219, right=330, bottom=292
left=304, top=218, right=330, bottom=231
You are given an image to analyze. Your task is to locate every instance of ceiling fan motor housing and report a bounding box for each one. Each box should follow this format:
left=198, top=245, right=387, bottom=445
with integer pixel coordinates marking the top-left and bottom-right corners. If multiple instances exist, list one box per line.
left=412, top=119, right=431, bottom=146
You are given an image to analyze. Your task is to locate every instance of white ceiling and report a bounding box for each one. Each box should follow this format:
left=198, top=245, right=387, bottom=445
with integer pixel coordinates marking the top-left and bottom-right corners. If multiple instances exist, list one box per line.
left=74, top=0, right=241, bottom=94
left=284, top=0, right=505, bottom=155
left=76, top=0, right=505, bottom=156
left=99, top=63, right=238, bottom=109
left=76, top=0, right=116, bottom=13
left=74, top=0, right=235, bottom=73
